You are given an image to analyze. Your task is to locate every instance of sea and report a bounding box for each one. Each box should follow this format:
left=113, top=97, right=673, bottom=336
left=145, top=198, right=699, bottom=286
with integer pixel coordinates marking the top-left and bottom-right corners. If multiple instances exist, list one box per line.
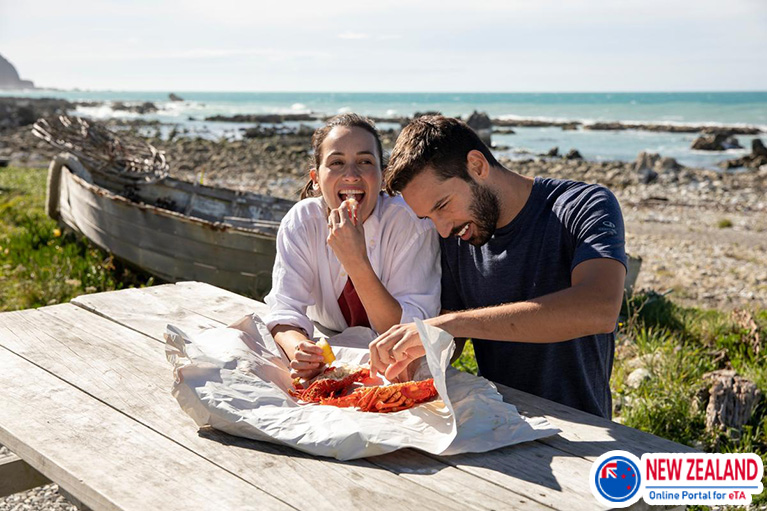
left=3, top=90, right=766, bottom=170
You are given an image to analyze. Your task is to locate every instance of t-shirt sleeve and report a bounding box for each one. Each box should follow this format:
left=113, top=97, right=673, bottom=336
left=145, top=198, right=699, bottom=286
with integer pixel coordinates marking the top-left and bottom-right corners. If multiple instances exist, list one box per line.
left=563, top=185, right=628, bottom=272
left=440, top=242, right=465, bottom=312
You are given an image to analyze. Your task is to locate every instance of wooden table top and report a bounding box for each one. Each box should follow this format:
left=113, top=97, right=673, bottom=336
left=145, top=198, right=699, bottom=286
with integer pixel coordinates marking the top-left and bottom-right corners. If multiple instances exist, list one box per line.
left=0, top=282, right=694, bottom=511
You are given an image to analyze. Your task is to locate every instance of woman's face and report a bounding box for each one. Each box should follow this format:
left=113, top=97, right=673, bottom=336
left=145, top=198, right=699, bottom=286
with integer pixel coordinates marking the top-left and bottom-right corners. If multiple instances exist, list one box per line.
left=311, top=126, right=383, bottom=223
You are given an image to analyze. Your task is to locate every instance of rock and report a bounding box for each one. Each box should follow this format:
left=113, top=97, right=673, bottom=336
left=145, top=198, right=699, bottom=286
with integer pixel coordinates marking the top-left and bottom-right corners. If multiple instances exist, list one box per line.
left=466, top=111, right=492, bottom=130
left=700, top=370, right=762, bottom=432
left=565, top=149, right=582, bottom=160
left=169, top=93, right=184, bottom=102
left=544, top=147, right=559, bottom=157
left=626, top=368, right=651, bottom=388
left=638, top=167, right=658, bottom=184
left=752, top=138, right=767, bottom=157
left=658, top=156, right=681, bottom=172
left=466, top=111, right=492, bottom=147
left=691, top=133, right=742, bottom=151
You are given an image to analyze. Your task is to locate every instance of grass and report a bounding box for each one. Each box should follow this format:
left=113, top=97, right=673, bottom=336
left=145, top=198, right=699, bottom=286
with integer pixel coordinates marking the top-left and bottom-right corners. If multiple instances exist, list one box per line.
left=614, top=291, right=767, bottom=508
left=718, top=218, right=734, bottom=228
left=3, top=165, right=766, bottom=508
left=0, top=166, right=155, bottom=311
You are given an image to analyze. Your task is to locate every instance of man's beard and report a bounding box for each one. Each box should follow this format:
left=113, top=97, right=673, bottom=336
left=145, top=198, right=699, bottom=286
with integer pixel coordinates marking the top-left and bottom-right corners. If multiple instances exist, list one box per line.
left=466, top=181, right=500, bottom=246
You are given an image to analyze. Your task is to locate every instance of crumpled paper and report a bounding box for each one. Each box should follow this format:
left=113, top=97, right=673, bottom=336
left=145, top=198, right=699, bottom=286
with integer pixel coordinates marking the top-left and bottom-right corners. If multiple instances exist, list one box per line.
left=164, top=315, right=559, bottom=460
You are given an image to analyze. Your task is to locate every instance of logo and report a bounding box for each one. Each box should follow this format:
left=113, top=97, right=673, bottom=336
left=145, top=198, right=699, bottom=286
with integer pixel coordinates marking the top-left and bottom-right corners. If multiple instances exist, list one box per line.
left=590, top=451, right=642, bottom=506
left=590, top=451, right=764, bottom=508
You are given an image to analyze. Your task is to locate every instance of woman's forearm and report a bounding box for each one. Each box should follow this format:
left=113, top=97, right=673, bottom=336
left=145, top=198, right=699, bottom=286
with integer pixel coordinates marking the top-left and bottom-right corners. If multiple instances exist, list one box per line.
left=347, top=263, right=402, bottom=334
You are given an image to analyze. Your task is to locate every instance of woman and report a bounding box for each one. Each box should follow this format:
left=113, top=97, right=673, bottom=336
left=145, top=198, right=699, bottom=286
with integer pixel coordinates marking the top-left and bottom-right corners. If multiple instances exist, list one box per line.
left=263, top=113, right=440, bottom=379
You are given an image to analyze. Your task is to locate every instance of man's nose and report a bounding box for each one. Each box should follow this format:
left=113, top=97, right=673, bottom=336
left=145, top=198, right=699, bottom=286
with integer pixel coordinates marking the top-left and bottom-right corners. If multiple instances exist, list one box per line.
left=435, top=218, right=452, bottom=238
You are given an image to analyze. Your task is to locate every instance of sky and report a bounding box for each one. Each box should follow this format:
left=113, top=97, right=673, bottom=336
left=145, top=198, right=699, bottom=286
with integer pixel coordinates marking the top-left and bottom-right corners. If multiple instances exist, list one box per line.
left=1, top=0, right=765, bottom=92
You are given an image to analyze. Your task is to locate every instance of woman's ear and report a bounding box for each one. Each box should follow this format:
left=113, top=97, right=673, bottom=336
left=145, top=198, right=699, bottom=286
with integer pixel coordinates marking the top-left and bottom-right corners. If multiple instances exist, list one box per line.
left=310, top=169, right=320, bottom=190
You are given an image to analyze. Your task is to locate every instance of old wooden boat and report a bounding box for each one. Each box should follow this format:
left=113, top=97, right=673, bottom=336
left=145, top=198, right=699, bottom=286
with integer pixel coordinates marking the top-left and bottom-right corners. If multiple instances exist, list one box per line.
left=45, top=152, right=294, bottom=298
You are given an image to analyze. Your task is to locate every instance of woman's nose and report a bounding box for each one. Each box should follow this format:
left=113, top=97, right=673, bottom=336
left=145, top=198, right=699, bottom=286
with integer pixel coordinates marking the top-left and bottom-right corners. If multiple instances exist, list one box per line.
left=342, top=164, right=362, bottom=180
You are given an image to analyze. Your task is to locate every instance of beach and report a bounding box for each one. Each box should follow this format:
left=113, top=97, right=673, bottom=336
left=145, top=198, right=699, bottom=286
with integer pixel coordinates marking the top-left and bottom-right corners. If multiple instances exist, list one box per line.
left=1, top=99, right=766, bottom=311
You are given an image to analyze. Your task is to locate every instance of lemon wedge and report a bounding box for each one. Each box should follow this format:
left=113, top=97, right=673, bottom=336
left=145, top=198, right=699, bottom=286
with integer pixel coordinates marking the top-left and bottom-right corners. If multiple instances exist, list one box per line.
left=316, top=338, right=335, bottom=365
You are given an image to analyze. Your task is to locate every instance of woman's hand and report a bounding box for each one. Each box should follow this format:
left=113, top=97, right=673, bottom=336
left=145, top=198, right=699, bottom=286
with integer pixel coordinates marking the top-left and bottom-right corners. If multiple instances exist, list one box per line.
left=271, top=326, right=326, bottom=380
left=327, top=198, right=369, bottom=273
left=289, top=340, right=326, bottom=380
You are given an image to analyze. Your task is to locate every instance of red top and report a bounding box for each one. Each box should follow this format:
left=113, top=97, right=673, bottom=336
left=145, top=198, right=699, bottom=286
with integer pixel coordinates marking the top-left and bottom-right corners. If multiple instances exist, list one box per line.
left=337, top=277, right=371, bottom=328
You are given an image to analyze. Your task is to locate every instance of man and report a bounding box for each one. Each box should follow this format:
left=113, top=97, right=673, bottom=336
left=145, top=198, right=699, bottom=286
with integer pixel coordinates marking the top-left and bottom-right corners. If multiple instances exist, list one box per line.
left=369, top=115, right=627, bottom=418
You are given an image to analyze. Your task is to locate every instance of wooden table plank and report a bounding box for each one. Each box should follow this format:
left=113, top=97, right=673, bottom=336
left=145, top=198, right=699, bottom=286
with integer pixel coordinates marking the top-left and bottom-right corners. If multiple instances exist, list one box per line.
left=69, top=283, right=625, bottom=510
left=0, top=343, right=291, bottom=511
left=0, top=304, right=486, bottom=511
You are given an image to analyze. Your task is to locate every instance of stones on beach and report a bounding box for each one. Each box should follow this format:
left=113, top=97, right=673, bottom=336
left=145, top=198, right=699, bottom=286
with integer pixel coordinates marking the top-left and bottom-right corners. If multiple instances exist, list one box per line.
left=721, top=138, right=767, bottom=170
left=691, top=133, right=742, bottom=151
left=565, top=149, right=582, bottom=160
left=543, top=147, right=559, bottom=157
left=111, top=101, right=158, bottom=114
left=633, top=151, right=682, bottom=184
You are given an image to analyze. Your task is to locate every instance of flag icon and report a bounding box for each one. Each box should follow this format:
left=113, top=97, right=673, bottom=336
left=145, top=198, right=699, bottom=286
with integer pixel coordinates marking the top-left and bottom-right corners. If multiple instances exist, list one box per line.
left=595, top=456, right=641, bottom=502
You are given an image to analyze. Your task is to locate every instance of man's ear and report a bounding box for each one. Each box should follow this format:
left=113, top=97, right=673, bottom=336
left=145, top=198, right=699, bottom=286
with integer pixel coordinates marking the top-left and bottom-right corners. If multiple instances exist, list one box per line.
left=466, top=150, right=490, bottom=181
left=310, top=168, right=320, bottom=190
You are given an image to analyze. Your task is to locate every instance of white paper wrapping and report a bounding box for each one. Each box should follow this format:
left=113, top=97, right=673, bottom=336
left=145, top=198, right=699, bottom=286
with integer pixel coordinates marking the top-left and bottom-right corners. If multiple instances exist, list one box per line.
left=164, top=314, right=559, bottom=460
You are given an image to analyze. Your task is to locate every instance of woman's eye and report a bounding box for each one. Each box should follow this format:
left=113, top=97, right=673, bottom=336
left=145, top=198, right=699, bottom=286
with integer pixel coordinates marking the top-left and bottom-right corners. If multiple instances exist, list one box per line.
left=359, top=159, right=373, bottom=165
left=329, top=160, right=343, bottom=167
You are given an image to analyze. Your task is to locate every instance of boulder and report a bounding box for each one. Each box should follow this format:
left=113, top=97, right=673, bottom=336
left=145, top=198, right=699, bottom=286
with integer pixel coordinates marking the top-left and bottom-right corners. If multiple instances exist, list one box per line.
left=466, top=111, right=492, bottom=147
left=565, top=149, right=582, bottom=160
left=169, top=93, right=184, bottom=102
left=691, top=133, right=742, bottom=151
left=752, top=138, right=767, bottom=157
left=544, top=147, right=559, bottom=157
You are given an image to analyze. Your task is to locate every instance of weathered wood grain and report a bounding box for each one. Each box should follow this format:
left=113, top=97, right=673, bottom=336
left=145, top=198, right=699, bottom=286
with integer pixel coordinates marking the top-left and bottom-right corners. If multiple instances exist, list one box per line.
left=0, top=343, right=291, bottom=511
left=0, top=305, right=486, bottom=511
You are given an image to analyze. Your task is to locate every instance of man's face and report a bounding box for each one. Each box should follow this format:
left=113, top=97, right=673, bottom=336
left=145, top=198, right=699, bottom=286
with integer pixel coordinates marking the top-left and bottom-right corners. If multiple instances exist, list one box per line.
left=401, top=166, right=500, bottom=246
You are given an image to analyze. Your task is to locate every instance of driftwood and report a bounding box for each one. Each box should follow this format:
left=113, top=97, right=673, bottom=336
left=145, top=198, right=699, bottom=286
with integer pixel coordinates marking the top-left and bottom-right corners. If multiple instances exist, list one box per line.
left=31, top=115, right=168, bottom=184
left=701, top=370, right=761, bottom=432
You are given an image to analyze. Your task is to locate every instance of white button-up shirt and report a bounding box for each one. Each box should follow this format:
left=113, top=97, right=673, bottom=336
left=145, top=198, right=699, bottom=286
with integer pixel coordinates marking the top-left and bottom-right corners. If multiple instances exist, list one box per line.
left=263, top=194, right=441, bottom=336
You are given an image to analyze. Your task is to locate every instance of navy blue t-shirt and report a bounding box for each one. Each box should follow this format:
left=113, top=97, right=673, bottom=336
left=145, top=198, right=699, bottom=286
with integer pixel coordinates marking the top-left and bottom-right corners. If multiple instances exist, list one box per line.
left=440, top=177, right=627, bottom=418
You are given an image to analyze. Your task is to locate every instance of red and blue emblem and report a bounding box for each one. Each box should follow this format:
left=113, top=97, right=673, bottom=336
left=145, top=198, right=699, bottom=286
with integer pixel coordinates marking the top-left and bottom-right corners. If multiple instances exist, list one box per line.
left=594, top=455, right=641, bottom=503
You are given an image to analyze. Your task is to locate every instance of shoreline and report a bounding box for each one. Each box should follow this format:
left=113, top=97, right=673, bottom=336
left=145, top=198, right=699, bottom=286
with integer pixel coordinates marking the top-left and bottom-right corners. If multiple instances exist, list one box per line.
left=1, top=102, right=766, bottom=311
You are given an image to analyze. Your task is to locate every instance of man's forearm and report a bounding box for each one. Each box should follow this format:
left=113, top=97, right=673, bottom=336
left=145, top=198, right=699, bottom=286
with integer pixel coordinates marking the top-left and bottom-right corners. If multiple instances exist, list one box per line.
left=428, top=283, right=620, bottom=344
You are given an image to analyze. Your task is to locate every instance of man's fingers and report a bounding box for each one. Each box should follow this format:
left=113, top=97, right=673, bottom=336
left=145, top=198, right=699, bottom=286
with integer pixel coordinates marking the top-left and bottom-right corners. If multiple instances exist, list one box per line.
left=384, top=359, right=411, bottom=382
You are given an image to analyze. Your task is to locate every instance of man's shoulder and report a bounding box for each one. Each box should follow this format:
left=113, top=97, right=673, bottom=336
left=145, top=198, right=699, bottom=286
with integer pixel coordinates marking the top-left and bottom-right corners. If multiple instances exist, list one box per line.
left=534, top=177, right=618, bottom=211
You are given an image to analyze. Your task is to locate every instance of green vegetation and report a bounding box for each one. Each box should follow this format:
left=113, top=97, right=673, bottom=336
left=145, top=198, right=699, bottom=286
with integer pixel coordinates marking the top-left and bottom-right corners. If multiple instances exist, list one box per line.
left=3, top=165, right=765, bottom=507
left=614, top=291, right=767, bottom=508
left=718, top=218, right=734, bottom=228
left=0, top=166, right=155, bottom=311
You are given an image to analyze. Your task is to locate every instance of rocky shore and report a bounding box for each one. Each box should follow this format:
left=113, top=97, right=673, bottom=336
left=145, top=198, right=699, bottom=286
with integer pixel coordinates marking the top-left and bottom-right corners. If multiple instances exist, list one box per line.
left=1, top=100, right=766, bottom=313
left=0, top=104, right=766, bottom=509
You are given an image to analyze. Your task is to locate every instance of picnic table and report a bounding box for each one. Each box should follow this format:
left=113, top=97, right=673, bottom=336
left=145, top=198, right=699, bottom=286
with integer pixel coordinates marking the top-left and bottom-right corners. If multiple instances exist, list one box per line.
left=0, top=281, right=694, bottom=511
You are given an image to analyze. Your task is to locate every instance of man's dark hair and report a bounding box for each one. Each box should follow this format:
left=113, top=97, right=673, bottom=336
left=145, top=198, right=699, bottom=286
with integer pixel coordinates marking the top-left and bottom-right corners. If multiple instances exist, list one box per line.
left=385, top=115, right=500, bottom=194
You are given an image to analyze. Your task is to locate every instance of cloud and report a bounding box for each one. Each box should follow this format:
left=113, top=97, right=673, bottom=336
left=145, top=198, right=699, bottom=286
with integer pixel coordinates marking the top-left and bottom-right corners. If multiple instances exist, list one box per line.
left=338, top=32, right=369, bottom=40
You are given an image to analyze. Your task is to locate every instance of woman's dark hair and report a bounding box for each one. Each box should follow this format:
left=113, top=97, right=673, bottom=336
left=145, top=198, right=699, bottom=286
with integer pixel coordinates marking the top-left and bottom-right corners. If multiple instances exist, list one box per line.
left=299, top=113, right=384, bottom=200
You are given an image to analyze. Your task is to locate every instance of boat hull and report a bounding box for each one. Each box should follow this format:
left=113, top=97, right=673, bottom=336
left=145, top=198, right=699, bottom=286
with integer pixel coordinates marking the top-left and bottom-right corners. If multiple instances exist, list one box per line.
left=47, top=154, right=293, bottom=299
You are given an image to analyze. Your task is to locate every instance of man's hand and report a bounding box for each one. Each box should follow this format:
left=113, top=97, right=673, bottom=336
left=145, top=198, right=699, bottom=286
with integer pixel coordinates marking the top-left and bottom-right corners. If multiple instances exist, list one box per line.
left=369, top=323, right=427, bottom=381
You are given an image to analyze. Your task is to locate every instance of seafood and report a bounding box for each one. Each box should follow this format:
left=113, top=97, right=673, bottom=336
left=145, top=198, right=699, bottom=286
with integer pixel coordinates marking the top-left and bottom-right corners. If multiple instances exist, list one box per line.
left=321, top=379, right=438, bottom=413
left=290, top=366, right=369, bottom=403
